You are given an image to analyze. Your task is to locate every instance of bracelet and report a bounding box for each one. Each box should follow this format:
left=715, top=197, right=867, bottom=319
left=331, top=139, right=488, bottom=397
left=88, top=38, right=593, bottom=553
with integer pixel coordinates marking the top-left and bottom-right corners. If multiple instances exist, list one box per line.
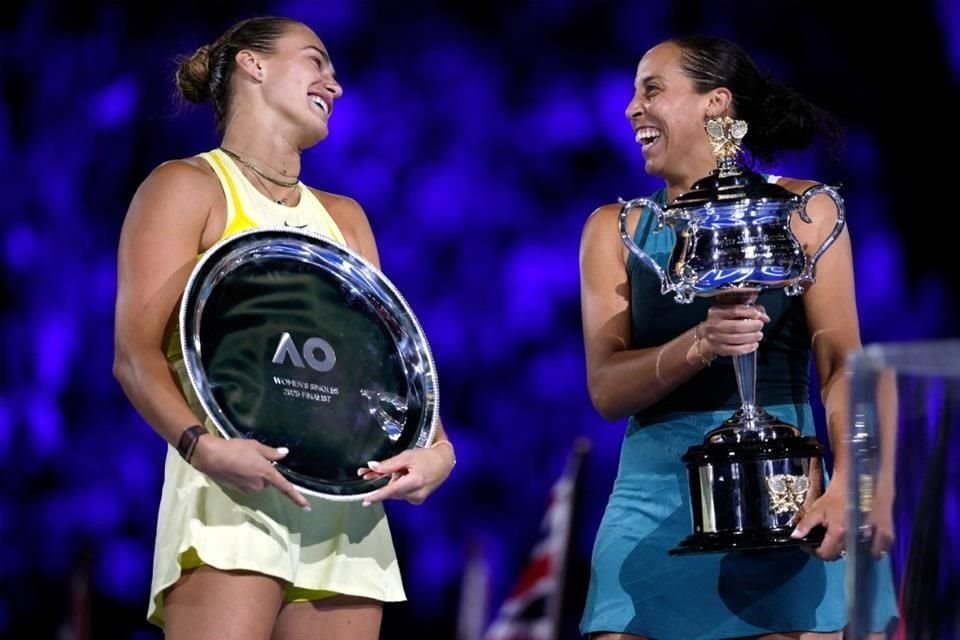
left=654, top=347, right=667, bottom=385
left=176, top=425, right=207, bottom=464
left=429, top=439, right=457, bottom=467
left=693, top=323, right=716, bottom=367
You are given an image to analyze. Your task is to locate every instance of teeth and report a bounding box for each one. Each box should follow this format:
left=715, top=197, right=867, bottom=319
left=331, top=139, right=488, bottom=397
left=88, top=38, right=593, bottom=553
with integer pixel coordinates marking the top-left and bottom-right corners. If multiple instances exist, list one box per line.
left=635, top=127, right=661, bottom=145
left=310, top=95, right=329, bottom=115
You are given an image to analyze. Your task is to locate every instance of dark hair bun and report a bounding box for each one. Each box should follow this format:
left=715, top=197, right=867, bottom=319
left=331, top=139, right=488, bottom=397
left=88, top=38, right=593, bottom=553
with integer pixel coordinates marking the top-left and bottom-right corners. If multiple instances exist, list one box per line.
left=175, top=45, right=212, bottom=103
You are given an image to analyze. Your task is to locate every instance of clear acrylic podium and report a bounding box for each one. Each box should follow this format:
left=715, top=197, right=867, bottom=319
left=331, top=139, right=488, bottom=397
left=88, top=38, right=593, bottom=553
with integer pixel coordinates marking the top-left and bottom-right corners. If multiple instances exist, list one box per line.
left=846, top=340, right=960, bottom=639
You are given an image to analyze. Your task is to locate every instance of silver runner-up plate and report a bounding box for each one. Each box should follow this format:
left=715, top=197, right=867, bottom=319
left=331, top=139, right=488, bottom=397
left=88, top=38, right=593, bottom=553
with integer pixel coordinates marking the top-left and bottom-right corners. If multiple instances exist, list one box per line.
left=179, top=227, right=439, bottom=501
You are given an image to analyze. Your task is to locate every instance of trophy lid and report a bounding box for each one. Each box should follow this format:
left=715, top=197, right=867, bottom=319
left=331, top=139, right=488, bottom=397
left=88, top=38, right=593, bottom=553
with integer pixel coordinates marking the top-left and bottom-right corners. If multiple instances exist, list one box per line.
left=665, top=116, right=798, bottom=210
left=665, top=167, right=799, bottom=210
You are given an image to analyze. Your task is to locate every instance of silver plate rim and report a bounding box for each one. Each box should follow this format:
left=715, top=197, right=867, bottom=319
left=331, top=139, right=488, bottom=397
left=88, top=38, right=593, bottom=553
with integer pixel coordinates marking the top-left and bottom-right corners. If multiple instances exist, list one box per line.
left=178, top=225, right=440, bottom=501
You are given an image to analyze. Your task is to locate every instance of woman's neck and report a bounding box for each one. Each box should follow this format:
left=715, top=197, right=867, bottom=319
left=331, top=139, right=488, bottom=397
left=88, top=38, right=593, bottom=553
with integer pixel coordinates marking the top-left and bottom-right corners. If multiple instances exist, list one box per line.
left=664, top=160, right=717, bottom=202
left=221, top=120, right=302, bottom=181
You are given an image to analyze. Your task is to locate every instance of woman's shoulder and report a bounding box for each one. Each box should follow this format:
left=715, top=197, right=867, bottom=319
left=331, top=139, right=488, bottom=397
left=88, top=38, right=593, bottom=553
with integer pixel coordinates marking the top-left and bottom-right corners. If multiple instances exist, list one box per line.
left=587, top=202, right=623, bottom=223
left=306, top=187, right=363, bottom=214
left=580, top=202, right=624, bottom=241
left=138, top=155, right=220, bottom=198
left=582, top=195, right=661, bottom=243
left=306, top=187, right=368, bottom=226
left=772, top=175, right=844, bottom=233
left=770, top=175, right=821, bottom=196
left=121, top=155, right=223, bottom=244
left=305, top=187, right=376, bottom=247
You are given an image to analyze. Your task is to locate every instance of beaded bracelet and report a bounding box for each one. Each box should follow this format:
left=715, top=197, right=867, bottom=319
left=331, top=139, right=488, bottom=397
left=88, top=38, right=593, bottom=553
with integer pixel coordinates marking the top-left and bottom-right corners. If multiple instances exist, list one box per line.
left=693, top=323, right=717, bottom=367
left=429, top=439, right=457, bottom=467
left=176, top=425, right=208, bottom=464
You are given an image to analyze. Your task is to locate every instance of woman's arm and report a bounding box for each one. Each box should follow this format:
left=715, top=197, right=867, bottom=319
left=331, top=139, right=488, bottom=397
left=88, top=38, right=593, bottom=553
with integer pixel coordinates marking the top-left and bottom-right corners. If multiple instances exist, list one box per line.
left=114, top=160, right=310, bottom=509
left=114, top=160, right=222, bottom=446
left=580, top=204, right=768, bottom=421
left=784, top=181, right=862, bottom=559
left=867, top=367, right=898, bottom=558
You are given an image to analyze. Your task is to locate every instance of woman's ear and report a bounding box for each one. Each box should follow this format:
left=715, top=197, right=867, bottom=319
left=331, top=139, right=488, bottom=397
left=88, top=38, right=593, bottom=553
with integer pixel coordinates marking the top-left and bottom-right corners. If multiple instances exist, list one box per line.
left=705, top=87, right=733, bottom=119
left=235, top=49, right=263, bottom=82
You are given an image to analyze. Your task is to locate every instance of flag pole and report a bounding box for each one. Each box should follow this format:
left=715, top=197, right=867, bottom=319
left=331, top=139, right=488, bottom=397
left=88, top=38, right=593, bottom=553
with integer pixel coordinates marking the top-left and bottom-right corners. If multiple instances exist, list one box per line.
left=483, top=436, right=592, bottom=640
left=546, top=436, right=591, bottom=640
left=457, top=535, right=490, bottom=640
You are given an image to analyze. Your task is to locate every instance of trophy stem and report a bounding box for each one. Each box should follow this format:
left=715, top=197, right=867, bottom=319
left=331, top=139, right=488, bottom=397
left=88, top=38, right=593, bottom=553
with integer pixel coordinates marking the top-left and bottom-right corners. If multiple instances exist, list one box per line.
left=733, top=350, right=759, bottom=420
left=709, top=345, right=801, bottom=440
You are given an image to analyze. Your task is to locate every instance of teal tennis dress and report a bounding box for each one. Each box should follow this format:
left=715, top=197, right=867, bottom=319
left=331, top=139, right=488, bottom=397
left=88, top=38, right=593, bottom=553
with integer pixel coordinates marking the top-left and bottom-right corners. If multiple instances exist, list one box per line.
left=579, top=187, right=898, bottom=639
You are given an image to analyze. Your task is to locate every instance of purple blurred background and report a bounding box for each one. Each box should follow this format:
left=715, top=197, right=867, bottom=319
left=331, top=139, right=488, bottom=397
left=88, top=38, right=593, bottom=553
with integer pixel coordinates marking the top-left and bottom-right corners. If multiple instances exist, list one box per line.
left=2, top=1, right=958, bottom=638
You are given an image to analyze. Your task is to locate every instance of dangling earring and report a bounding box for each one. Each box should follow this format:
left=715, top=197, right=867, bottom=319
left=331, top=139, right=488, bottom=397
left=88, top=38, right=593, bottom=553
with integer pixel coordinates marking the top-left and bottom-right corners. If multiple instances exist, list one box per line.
left=705, top=115, right=748, bottom=174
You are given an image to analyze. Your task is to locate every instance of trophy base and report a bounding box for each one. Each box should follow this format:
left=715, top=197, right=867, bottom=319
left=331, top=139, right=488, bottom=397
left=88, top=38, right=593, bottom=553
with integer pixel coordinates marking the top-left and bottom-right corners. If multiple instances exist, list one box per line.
left=678, top=431, right=824, bottom=556
left=669, top=525, right=826, bottom=555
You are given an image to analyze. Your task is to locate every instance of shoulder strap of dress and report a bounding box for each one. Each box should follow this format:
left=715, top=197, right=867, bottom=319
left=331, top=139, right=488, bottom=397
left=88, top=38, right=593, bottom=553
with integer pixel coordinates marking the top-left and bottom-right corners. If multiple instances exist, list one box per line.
left=298, top=188, right=348, bottom=245
left=198, top=149, right=257, bottom=238
left=635, top=188, right=666, bottom=249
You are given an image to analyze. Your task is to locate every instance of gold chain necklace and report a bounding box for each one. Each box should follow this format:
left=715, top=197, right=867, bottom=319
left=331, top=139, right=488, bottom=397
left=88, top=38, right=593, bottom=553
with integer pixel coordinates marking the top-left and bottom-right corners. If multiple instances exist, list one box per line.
left=248, top=168, right=298, bottom=205
left=220, top=147, right=299, bottom=188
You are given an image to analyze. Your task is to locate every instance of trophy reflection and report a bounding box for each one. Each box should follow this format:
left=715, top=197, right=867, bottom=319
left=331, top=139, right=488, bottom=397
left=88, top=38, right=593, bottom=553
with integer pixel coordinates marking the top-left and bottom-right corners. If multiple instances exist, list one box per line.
left=619, top=117, right=845, bottom=553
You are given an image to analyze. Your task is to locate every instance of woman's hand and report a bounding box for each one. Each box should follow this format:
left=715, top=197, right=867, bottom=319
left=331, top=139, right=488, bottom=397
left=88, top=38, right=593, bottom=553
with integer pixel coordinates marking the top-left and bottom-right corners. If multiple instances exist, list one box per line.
left=190, top=436, right=311, bottom=510
left=790, top=480, right=846, bottom=560
left=356, top=442, right=456, bottom=506
left=698, top=300, right=771, bottom=359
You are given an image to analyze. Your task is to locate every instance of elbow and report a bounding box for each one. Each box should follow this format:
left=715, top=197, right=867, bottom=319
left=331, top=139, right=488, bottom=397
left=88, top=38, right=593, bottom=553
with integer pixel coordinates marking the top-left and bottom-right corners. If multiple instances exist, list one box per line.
left=112, top=345, right=136, bottom=391
left=112, top=354, right=129, bottom=389
left=596, top=407, right=624, bottom=423
left=588, top=383, right=627, bottom=423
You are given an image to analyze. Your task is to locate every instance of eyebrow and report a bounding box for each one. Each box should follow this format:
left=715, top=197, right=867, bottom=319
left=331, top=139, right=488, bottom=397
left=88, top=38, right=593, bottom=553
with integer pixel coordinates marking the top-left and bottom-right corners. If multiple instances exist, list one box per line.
left=302, top=45, right=331, bottom=64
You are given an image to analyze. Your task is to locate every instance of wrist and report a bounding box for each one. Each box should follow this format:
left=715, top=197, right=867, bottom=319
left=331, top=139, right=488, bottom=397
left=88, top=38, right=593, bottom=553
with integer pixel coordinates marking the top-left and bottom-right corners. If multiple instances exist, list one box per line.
left=692, top=323, right=716, bottom=367
left=176, top=424, right=208, bottom=465
left=428, top=439, right=457, bottom=469
left=828, top=467, right=849, bottom=484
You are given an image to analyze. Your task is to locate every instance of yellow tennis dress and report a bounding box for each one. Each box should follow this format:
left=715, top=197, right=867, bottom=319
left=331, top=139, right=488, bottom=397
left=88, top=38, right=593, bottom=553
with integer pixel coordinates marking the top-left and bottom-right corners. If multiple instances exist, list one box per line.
left=148, top=148, right=406, bottom=627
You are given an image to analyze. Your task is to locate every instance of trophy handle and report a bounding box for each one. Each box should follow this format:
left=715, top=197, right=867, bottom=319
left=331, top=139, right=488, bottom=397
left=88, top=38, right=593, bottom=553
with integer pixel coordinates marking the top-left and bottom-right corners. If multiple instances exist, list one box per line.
left=786, top=184, right=846, bottom=295
left=618, top=197, right=669, bottom=292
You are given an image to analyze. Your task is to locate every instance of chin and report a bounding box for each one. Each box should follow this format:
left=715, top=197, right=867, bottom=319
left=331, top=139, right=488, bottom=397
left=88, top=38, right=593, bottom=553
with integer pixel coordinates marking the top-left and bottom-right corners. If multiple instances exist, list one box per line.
left=643, top=157, right=667, bottom=179
left=300, top=124, right=330, bottom=149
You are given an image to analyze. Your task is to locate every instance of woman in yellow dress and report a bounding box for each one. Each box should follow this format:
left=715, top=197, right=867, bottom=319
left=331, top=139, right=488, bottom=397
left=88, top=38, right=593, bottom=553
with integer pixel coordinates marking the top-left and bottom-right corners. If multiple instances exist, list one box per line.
left=113, top=16, right=455, bottom=640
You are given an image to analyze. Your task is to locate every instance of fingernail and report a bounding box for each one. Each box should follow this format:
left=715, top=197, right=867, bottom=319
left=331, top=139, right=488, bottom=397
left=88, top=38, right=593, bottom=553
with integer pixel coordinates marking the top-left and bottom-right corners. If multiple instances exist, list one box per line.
left=362, top=500, right=371, bottom=507
left=302, top=504, right=312, bottom=512
left=357, top=468, right=366, bottom=476
left=277, top=447, right=290, bottom=456
left=367, top=460, right=382, bottom=470
left=790, top=528, right=803, bottom=539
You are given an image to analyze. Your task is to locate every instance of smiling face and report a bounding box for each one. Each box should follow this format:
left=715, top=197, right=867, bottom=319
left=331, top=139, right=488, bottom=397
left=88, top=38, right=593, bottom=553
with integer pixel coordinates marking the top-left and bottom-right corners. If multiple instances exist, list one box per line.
left=625, top=42, right=723, bottom=187
left=254, top=24, right=343, bottom=146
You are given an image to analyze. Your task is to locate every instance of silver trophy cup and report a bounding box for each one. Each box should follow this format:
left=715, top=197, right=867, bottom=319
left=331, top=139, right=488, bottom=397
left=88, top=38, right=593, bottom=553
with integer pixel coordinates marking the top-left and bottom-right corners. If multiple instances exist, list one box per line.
left=619, top=118, right=845, bottom=553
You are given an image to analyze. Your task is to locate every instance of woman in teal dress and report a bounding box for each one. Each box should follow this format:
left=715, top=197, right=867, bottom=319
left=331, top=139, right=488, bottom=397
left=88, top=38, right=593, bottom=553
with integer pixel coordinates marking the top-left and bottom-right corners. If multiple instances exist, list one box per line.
left=577, top=36, right=898, bottom=639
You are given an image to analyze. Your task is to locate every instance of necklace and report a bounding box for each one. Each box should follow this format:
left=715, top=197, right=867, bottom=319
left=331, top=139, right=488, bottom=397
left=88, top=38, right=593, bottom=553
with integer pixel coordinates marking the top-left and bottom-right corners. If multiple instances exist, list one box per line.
left=220, top=146, right=299, bottom=188
left=249, top=169, right=298, bottom=205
